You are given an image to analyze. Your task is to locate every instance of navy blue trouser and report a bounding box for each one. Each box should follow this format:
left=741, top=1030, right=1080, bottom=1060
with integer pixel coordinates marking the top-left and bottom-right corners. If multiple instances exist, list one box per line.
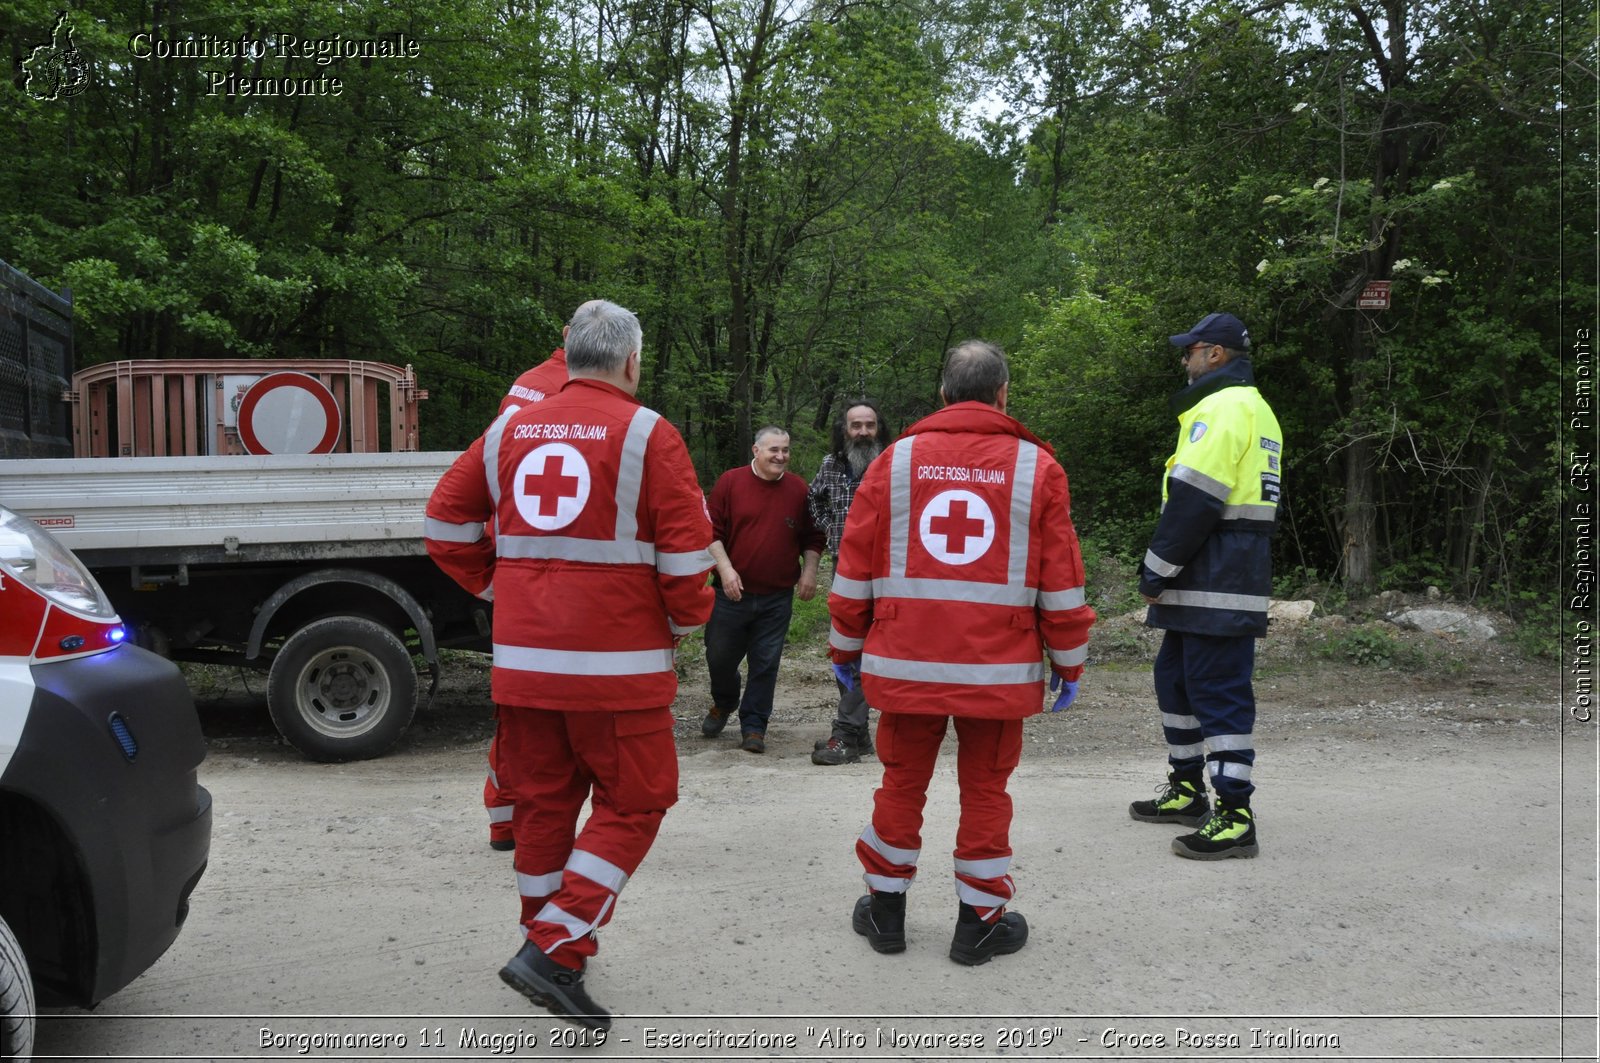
left=704, top=588, right=793, bottom=735
left=1153, top=629, right=1257, bottom=805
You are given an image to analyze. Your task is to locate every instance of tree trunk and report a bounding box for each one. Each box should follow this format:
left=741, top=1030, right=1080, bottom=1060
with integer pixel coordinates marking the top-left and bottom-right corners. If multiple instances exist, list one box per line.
left=1341, top=322, right=1379, bottom=595
left=1338, top=0, right=1415, bottom=596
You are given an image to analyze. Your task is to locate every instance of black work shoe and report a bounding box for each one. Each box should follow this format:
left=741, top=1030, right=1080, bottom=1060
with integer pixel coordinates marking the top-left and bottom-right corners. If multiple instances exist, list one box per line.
left=700, top=704, right=734, bottom=737
left=811, top=735, right=862, bottom=765
left=1129, top=772, right=1210, bottom=826
left=1172, top=805, right=1259, bottom=860
left=852, top=893, right=907, bottom=954
left=489, top=838, right=515, bottom=852
left=949, top=904, right=1029, bottom=966
left=740, top=731, right=766, bottom=754
left=499, top=942, right=611, bottom=1031
left=814, top=729, right=873, bottom=756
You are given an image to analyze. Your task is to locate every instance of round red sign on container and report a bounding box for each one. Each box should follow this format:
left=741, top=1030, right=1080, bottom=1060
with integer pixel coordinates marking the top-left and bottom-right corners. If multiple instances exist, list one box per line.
left=236, top=372, right=342, bottom=455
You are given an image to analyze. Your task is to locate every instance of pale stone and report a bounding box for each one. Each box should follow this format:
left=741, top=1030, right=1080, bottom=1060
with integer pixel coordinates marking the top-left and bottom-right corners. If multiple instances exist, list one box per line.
left=1391, top=607, right=1497, bottom=641
left=1268, top=599, right=1316, bottom=623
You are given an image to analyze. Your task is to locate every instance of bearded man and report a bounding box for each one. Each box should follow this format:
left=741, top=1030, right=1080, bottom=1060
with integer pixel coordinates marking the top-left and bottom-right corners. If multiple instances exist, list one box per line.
left=807, top=399, right=892, bottom=765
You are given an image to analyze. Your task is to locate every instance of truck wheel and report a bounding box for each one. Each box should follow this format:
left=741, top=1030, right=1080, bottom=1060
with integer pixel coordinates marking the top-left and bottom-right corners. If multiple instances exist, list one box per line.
left=267, top=616, right=418, bottom=762
left=0, top=914, right=34, bottom=1063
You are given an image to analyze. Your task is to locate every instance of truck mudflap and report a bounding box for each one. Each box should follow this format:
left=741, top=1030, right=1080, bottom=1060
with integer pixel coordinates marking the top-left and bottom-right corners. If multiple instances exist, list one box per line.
left=1, top=645, right=211, bottom=1005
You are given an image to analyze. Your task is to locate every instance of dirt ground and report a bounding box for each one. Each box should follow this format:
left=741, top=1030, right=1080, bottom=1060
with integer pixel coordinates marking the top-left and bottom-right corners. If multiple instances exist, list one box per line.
left=33, top=608, right=1599, bottom=1062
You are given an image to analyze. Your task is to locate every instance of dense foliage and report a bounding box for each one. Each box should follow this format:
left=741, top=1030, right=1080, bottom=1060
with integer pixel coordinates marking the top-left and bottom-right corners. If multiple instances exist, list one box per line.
left=2, top=0, right=1587, bottom=610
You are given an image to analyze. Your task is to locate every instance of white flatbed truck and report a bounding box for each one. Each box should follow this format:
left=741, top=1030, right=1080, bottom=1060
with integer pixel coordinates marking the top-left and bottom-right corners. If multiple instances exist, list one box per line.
left=0, top=259, right=489, bottom=761
left=0, top=450, right=487, bottom=761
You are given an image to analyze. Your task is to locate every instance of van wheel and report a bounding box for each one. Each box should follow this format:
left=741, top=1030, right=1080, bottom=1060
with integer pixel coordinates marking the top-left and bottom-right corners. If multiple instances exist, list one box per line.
left=0, top=914, right=34, bottom=1063
left=267, top=616, right=418, bottom=762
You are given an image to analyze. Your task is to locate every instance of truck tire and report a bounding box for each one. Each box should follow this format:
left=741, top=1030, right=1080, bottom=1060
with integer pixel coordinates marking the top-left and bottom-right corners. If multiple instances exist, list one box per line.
left=0, top=913, right=34, bottom=1063
left=267, top=616, right=418, bottom=762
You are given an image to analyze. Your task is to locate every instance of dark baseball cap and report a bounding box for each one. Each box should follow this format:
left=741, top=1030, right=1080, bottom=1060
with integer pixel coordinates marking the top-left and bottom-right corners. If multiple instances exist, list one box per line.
left=1169, top=312, right=1250, bottom=350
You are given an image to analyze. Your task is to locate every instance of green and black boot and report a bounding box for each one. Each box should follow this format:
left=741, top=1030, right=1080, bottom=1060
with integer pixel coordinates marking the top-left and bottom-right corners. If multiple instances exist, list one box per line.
left=1172, top=804, right=1259, bottom=860
left=1129, top=771, right=1210, bottom=826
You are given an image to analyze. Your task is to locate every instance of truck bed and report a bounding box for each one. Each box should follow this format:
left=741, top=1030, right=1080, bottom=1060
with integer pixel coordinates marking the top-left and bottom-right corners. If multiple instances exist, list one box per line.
left=0, top=452, right=461, bottom=567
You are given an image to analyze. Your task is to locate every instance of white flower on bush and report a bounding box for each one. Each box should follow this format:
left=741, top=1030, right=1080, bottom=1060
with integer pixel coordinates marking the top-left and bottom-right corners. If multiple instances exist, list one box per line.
left=1256, top=259, right=1270, bottom=274
left=1421, top=275, right=1443, bottom=285
left=1392, top=258, right=1414, bottom=271
left=1292, top=102, right=1310, bottom=113
left=1313, top=177, right=1330, bottom=189
left=1431, top=179, right=1453, bottom=191
left=1262, top=194, right=1284, bottom=204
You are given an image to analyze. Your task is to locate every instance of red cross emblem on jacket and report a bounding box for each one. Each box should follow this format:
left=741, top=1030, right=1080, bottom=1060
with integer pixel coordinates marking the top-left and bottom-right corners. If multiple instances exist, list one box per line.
left=919, top=490, right=995, bottom=565
left=514, top=444, right=591, bottom=529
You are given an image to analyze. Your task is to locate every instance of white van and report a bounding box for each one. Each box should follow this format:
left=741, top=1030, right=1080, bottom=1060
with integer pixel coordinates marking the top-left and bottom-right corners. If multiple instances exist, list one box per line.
left=0, top=504, right=212, bottom=1061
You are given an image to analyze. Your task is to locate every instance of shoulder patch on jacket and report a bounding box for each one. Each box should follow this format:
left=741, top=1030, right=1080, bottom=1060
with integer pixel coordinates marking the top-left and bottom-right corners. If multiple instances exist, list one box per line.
left=1189, top=421, right=1208, bottom=444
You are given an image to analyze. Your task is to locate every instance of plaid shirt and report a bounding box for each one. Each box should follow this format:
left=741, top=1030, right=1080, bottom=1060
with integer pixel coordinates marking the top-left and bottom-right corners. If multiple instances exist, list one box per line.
left=807, top=452, right=863, bottom=556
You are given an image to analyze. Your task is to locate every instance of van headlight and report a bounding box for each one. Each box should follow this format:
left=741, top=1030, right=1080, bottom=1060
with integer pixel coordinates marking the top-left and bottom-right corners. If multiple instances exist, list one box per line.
left=0, top=505, right=118, bottom=619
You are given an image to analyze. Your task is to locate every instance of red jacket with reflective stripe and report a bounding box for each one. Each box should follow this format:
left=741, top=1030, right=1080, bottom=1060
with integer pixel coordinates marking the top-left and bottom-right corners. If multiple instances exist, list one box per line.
left=500, top=349, right=567, bottom=416
left=427, top=378, right=714, bottom=711
left=827, top=402, right=1096, bottom=719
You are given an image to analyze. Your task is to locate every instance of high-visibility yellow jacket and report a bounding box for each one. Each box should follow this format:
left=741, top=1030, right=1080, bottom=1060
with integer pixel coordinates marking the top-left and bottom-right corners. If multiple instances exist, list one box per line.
left=1139, top=359, right=1283, bottom=637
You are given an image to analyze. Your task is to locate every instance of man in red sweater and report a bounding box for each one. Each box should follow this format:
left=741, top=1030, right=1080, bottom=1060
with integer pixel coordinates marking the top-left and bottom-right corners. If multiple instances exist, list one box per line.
left=701, top=426, right=826, bottom=753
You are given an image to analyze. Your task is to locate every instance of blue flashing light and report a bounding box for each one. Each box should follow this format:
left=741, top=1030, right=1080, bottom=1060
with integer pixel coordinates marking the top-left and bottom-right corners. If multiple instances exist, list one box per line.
left=108, top=626, right=127, bottom=643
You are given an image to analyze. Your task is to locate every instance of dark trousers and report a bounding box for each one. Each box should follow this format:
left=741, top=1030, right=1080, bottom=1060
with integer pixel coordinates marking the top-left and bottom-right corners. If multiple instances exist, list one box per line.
left=832, top=681, right=871, bottom=738
left=1153, top=629, right=1257, bottom=804
left=704, top=588, right=793, bottom=735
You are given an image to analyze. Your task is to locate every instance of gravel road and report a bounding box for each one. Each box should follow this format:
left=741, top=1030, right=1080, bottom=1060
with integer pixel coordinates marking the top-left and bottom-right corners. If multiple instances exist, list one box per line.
left=32, top=621, right=1598, bottom=1062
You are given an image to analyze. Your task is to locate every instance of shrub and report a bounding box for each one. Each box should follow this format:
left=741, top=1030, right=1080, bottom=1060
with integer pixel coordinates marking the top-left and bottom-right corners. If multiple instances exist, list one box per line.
left=1315, top=624, right=1423, bottom=669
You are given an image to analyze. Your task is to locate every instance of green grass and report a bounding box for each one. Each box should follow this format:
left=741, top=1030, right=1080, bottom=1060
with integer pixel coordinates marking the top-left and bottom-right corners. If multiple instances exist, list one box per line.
left=1313, top=623, right=1426, bottom=670
left=788, top=587, right=833, bottom=643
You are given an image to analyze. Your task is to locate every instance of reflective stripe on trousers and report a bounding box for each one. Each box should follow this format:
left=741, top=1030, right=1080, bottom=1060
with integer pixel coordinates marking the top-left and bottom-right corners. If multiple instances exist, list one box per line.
left=859, top=714, right=1022, bottom=909
left=495, top=706, right=678, bottom=966
left=1152, top=629, right=1256, bottom=802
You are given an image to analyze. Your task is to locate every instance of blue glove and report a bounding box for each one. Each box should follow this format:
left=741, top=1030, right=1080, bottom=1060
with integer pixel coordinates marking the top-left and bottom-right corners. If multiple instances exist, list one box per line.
left=832, top=661, right=860, bottom=692
left=1048, top=672, right=1079, bottom=713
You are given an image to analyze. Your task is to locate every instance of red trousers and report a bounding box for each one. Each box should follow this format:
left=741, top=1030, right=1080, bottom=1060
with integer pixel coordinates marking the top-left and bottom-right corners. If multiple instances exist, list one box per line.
left=494, top=704, right=678, bottom=966
left=856, top=713, right=1023, bottom=921
left=484, top=729, right=513, bottom=844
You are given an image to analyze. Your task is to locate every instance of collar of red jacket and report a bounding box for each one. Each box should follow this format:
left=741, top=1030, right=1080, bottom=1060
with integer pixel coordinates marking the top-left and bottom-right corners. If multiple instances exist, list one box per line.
left=557, top=374, right=638, bottom=403
left=898, top=400, right=1056, bottom=458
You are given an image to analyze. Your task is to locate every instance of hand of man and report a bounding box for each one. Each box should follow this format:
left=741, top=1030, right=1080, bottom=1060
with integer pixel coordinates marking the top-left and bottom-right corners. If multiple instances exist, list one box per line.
left=720, top=565, right=744, bottom=601
left=797, top=552, right=820, bottom=601
left=1048, top=672, right=1079, bottom=712
left=831, top=661, right=860, bottom=692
